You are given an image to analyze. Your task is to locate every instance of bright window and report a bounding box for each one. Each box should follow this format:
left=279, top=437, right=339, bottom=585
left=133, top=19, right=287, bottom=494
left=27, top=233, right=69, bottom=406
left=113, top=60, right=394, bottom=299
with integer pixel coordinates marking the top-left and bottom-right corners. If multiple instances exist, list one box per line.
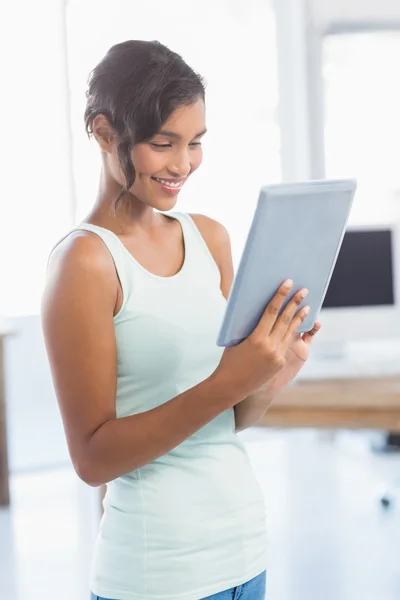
left=323, top=31, right=400, bottom=225
left=0, top=1, right=74, bottom=316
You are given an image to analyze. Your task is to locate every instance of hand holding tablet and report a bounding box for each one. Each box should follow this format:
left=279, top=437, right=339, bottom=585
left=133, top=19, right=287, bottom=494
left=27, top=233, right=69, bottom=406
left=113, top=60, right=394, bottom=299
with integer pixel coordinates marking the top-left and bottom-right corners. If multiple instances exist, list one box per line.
left=217, top=179, right=357, bottom=347
left=213, top=277, right=315, bottom=401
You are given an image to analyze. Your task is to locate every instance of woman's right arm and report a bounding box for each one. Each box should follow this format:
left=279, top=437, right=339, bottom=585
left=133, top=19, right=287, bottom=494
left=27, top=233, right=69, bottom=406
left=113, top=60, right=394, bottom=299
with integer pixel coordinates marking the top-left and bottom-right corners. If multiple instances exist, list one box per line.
left=42, top=234, right=308, bottom=487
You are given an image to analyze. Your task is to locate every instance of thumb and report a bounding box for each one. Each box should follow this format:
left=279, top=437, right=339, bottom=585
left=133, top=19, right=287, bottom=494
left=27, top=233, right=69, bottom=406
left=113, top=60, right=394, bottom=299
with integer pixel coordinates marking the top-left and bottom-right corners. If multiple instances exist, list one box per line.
left=302, top=321, right=321, bottom=345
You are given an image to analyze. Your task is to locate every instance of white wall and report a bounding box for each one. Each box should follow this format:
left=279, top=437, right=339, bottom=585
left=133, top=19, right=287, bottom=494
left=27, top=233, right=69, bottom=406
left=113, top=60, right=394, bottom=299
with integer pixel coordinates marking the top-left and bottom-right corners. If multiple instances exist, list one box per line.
left=0, top=0, right=75, bottom=317
left=310, top=0, right=400, bottom=27
left=0, top=0, right=75, bottom=470
left=4, top=316, right=70, bottom=472
left=273, top=0, right=312, bottom=181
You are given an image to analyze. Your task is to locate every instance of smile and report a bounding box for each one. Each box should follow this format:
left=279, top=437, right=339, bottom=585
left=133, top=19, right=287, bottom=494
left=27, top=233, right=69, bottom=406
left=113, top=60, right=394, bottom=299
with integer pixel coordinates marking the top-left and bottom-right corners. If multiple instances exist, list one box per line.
left=152, top=177, right=184, bottom=188
left=151, top=177, right=185, bottom=194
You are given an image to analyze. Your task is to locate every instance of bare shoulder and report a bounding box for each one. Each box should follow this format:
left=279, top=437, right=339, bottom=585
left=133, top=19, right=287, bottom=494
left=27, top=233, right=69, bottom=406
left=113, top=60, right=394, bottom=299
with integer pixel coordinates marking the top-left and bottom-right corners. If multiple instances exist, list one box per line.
left=189, top=213, right=231, bottom=261
left=43, top=228, right=120, bottom=339
left=47, top=229, right=116, bottom=280
left=189, top=213, right=234, bottom=298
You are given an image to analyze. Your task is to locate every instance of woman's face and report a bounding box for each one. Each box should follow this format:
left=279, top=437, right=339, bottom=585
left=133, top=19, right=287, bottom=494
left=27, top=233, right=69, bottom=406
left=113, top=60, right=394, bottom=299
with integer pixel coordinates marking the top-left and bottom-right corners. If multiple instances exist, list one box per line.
left=109, top=98, right=206, bottom=211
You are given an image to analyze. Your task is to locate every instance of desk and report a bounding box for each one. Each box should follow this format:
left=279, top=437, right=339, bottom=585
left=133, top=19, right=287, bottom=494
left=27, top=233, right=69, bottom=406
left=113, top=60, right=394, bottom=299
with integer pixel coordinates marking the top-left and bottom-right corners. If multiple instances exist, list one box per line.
left=0, top=326, right=13, bottom=506
left=259, top=376, right=400, bottom=431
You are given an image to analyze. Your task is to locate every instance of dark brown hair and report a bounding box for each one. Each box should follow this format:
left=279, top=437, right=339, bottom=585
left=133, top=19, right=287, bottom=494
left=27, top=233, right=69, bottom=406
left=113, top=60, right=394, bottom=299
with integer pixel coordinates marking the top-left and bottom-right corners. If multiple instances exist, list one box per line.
left=84, top=40, right=205, bottom=201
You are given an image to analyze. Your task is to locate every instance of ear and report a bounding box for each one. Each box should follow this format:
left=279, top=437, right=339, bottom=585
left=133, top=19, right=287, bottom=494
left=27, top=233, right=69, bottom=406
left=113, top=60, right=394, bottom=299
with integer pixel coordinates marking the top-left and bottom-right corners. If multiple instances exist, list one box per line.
left=92, top=114, right=116, bottom=153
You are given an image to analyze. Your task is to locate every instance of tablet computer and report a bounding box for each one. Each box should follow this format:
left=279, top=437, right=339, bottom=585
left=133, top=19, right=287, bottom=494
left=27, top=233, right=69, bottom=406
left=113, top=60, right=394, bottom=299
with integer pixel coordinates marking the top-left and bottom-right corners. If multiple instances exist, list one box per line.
left=217, top=179, right=357, bottom=347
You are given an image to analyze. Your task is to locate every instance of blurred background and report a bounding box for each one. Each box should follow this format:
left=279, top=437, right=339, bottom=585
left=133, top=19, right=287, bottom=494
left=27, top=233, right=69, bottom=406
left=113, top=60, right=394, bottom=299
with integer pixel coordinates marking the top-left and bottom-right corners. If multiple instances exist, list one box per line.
left=1, top=0, right=400, bottom=599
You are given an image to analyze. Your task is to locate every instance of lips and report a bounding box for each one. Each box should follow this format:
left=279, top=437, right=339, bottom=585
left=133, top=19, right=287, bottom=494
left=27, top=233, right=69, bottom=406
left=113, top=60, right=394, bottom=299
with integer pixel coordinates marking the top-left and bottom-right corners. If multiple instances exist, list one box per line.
left=151, top=177, right=185, bottom=194
left=152, top=177, right=184, bottom=187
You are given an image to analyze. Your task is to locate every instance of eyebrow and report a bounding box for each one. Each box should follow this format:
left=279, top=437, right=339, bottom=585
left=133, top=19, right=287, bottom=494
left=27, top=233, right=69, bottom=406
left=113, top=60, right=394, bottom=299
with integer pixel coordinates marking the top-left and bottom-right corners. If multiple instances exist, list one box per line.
left=157, top=128, right=207, bottom=140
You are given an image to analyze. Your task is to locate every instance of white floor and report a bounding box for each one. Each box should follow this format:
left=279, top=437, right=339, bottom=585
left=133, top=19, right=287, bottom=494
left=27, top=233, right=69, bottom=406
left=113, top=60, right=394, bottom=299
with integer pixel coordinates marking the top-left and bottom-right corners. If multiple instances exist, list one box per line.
left=1, top=428, right=400, bottom=600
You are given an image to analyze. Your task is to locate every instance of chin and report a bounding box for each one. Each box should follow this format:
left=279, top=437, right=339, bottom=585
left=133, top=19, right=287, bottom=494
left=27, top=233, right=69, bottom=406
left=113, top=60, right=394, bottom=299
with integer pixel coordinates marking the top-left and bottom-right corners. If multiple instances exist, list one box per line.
left=152, top=195, right=179, bottom=212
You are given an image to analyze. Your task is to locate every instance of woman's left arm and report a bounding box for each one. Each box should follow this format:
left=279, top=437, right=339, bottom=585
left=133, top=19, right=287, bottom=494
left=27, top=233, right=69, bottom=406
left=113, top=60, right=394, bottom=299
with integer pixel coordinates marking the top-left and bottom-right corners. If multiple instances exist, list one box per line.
left=233, top=325, right=320, bottom=431
left=189, top=214, right=321, bottom=433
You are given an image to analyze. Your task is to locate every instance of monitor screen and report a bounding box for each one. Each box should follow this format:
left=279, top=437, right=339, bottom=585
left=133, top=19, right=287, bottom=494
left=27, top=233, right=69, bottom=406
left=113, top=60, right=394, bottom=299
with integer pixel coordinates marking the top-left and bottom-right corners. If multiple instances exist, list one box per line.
left=323, top=229, right=395, bottom=308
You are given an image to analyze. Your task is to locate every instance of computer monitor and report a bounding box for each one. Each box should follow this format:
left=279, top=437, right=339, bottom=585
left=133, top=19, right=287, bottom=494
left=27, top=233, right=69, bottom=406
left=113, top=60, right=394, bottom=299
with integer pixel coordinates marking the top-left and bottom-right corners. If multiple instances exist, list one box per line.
left=312, top=222, right=400, bottom=350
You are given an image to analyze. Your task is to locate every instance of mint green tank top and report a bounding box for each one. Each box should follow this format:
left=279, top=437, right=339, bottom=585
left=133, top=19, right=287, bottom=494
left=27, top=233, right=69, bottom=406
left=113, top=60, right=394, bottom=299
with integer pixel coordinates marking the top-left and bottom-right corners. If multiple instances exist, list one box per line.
left=72, top=212, right=266, bottom=600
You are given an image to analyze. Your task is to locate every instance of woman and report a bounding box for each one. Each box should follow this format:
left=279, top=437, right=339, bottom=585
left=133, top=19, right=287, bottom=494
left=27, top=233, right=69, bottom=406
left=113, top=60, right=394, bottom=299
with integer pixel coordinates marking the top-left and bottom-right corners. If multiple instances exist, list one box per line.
left=42, top=40, right=320, bottom=600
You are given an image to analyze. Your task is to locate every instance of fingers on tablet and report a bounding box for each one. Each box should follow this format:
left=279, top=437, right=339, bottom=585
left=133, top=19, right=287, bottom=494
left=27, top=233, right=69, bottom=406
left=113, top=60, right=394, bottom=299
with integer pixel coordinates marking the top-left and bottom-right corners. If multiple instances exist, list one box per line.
left=275, top=287, right=309, bottom=338
left=258, top=280, right=312, bottom=343
left=259, top=279, right=293, bottom=333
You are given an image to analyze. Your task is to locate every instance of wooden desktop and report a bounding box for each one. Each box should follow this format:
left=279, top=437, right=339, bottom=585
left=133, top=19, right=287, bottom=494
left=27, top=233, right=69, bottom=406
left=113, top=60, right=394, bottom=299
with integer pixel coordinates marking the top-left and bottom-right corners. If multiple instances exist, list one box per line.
left=259, top=375, right=400, bottom=431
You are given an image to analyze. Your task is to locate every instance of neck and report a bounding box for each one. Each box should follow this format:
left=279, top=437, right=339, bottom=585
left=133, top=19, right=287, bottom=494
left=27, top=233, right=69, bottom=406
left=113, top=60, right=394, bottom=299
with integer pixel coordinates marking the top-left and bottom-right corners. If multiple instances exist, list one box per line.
left=83, top=167, right=162, bottom=234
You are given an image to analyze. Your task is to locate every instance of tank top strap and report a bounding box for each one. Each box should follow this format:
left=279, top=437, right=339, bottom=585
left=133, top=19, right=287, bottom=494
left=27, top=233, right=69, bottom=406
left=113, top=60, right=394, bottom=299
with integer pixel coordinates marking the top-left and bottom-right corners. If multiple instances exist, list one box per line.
left=169, top=212, right=221, bottom=286
left=51, top=222, right=133, bottom=315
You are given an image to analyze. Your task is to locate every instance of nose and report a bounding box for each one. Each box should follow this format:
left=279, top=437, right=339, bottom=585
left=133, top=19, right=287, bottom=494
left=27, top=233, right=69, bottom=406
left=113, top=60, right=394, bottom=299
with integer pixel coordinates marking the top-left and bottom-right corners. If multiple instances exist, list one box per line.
left=168, top=147, right=191, bottom=178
